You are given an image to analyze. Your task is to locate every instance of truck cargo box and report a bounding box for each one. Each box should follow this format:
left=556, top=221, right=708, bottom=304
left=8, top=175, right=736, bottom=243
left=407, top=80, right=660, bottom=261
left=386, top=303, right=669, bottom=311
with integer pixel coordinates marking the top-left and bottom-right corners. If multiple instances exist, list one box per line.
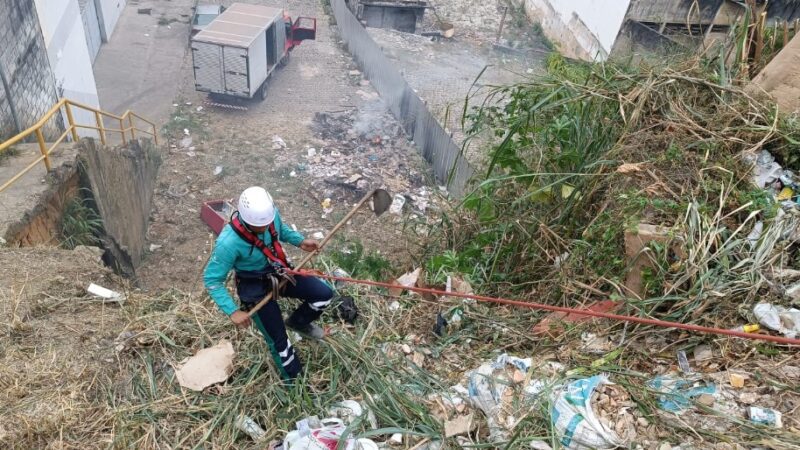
left=191, top=3, right=285, bottom=99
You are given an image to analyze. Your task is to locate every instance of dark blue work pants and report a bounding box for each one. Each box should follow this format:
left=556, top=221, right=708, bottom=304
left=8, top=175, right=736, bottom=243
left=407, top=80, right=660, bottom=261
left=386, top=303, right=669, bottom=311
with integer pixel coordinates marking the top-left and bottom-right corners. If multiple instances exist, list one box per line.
left=236, top=272, right=333, bottom=379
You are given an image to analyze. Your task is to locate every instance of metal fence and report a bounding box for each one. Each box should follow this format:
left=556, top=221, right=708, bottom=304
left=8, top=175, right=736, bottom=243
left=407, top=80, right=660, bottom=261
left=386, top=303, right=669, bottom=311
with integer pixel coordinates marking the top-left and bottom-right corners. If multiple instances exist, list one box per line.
left=331, top=0, right=474, bottom=197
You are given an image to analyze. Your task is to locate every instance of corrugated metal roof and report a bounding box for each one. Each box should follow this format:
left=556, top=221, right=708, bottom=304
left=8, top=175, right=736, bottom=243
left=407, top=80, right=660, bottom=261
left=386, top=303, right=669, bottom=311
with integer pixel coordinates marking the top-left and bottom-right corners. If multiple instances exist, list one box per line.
left=193, top=3, right=284, bottom=48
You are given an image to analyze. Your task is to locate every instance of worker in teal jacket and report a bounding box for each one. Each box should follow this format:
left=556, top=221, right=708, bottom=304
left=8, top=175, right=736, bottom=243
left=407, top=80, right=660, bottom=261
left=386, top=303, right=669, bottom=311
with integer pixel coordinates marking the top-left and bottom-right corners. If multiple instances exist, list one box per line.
left=204, top=186, right=333, bottom=380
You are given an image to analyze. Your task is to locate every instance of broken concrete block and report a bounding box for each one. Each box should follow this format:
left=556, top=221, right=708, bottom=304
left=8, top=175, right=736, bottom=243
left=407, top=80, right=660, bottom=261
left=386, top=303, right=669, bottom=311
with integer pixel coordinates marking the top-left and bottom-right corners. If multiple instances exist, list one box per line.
left=623, top=223, right=684, bottom=297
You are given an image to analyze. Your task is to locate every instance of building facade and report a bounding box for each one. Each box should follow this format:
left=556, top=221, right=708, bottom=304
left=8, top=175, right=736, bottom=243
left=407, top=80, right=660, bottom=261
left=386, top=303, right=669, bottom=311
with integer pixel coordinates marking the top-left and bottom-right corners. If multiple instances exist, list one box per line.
left=0, top=0, right=126, bottom=141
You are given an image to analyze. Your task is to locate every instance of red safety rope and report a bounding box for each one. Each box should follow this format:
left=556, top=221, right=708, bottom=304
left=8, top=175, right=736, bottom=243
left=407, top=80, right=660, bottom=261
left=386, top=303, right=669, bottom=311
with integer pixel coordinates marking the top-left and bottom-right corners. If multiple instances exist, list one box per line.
left=288, top=269, right=800, bottom=346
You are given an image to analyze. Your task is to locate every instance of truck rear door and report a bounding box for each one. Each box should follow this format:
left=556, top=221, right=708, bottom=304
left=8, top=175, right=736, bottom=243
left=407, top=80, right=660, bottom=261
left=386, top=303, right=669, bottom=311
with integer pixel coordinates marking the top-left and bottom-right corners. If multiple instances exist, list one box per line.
left=223, top=46, right=250, bottom=96
left=292, top=17, right=316, bottom=42
left=192, top=42, right=224, bottom=93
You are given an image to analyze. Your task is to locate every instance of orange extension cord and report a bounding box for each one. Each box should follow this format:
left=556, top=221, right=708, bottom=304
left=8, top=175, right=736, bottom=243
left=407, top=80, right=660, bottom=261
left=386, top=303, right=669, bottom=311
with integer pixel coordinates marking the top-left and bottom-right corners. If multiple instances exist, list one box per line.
left=287, top=269, right=800, bottom=346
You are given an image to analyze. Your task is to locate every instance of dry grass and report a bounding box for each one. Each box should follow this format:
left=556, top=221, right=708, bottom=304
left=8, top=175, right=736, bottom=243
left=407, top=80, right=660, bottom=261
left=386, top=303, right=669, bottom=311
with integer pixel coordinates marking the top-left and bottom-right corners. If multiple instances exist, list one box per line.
left=1, top=245, right=798, bottom=449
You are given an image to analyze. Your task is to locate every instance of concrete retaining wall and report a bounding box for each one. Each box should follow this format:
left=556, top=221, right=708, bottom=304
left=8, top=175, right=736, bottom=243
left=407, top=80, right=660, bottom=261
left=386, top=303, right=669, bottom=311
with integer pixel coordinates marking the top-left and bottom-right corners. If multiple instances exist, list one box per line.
left=79, top=138, right=161, bottom=277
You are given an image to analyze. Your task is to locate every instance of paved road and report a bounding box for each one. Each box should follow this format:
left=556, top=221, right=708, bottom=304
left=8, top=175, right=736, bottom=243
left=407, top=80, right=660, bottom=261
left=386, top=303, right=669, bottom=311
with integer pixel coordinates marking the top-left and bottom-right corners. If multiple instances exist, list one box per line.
left=93, top=0, right=195, bottom=124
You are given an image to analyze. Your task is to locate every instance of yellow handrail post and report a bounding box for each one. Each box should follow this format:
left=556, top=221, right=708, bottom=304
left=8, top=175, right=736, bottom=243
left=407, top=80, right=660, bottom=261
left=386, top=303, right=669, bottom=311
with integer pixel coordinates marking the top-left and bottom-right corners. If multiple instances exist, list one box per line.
left=128, top=114, right=137, bottom=140
left=64, top=102, right=79, bottom=142
left=94, top=111, right=107, bottom=145
left=119, top=118, right=126, bottom=143
left=35, top=129, right=51, bottom=171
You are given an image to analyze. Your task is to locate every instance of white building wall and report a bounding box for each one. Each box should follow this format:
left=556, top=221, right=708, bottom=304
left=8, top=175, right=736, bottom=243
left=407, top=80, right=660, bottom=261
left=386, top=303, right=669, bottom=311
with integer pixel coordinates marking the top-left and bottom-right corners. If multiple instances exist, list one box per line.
left=549, top=1, right=630, bottom=55
left=96, top=0, right=127, bottom=41
left=521, top=0, right=630, bottom=61
left=34, top=0, right=100, bottom=137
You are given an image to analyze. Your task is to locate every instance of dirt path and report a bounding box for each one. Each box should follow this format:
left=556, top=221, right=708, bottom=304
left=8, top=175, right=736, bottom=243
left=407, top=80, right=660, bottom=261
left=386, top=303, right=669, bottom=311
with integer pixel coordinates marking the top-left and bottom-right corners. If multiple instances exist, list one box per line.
left=136, top=0, right=441, bottom=293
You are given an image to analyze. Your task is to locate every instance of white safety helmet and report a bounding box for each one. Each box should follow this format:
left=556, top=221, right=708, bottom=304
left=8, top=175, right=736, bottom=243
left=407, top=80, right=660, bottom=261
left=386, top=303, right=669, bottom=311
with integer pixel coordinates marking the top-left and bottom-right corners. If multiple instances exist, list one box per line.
left=238, top=186, right=275, bottom=226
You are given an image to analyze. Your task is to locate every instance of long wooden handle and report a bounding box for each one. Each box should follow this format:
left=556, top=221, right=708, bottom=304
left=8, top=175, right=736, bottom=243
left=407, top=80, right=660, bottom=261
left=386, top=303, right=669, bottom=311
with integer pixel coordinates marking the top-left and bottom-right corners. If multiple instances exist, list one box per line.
left=246, top=189, right=378, bottom=317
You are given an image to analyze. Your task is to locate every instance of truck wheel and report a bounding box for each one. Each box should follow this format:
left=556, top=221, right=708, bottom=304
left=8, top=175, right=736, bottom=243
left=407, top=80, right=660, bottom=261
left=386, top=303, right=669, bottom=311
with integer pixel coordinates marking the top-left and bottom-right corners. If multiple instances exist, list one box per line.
left=259, top=80, right=269, bottom=100
left=279, top=52, right=290, bottom=67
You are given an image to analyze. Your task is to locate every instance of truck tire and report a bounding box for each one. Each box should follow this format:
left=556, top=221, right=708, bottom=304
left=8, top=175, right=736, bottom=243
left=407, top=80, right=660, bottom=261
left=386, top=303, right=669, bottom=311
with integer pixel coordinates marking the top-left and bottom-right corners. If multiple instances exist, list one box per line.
left=259, top=80, right=269, bottom=100
left=279, top=52, right=290, bottom=67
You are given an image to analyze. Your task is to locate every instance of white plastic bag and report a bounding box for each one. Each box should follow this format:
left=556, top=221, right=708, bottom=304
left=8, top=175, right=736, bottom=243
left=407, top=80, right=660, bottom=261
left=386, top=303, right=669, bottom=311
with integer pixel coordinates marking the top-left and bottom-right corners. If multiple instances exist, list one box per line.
left=754, top=303, right=800, bottom=338
left=551, top=375, right=623, bottom=450
left=465, top=354, right=539, bottom=442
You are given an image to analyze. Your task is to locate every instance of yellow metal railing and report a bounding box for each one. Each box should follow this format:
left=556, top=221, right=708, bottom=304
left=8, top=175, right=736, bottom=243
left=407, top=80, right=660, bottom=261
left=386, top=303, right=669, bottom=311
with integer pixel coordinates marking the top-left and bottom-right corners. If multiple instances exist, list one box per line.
left=0, top=98, right=158, bottom=193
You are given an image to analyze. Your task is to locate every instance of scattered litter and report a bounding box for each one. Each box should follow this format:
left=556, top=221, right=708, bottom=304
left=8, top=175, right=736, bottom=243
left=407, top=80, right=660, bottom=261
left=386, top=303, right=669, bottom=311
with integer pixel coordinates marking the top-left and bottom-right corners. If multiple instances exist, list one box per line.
left=149, top=244, right=162, bottom=252
left=389, top=433, right=403, bottom=445
left=750, top=150, right=784, bottom=189
left=730, top=324, right=760, bottom=333
left=213, top=166, right=224, bottom=176
left=196, top=106, right=203, bottom=112
left=272, top=135, right=287, bottom=149
left=748, top=406, right=783, bottom=428
left=552, top=375, right=624, bottom=449
left=174, top=340, right=235, bottom=391
left=327, top=400, right=364, bottom=425
left=677, top=350, right=692, bottom=373
left=236, top=415, right=266, bottom=441
left=580, top=332, right=613, bottom=354
left=785, top=281, right=800, bottom=301
left=321, top=198, right=332, bottom=212
left=114, top=330, right=137, bottom=352
left=753, top=302, right=800, bottom=338
left=648, top=375, right=716, bottom=412
left=183, top=128, right=189, bottom=135
left=616, top=162, right=645, bottom=173
left=389, top=268, right=422, bottom=296
left=284, top=417, right=378, bottom=450
left=433, top=312, right=447, bottom=336
left=87, top=283, right=123, bottom=302
left=330, top=268, right=349, bottom=290
left=307, top=148, right=317, bottom=158
left=529, top=441, right=553, bottom=450
left=739, top=392, right=758, bottom=404
left=696, top=393, right=715, bottom=407
left=336, top=296, right=358, bottom=324
left=389, top=194, right=406, bottom=215
left=747, top=221, right=763, bottom=247
left=290, top=171, right=297, bottom=177
left=388, top=300, right=400, bottom=311
left=444, top=413, right=474, bottom=437
left=692, top=345, right=713, bottom=363
left=312, top=232, right=325, bottom=240
left=729, top=373, right=746, bottom=389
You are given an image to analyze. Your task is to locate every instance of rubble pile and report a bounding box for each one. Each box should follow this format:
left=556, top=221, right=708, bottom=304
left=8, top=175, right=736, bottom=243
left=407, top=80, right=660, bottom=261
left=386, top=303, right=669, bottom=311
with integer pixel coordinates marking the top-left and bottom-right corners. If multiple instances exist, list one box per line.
left=426, top=0, right=505, bottom=35
left=303, top=101, right=437, bottom=215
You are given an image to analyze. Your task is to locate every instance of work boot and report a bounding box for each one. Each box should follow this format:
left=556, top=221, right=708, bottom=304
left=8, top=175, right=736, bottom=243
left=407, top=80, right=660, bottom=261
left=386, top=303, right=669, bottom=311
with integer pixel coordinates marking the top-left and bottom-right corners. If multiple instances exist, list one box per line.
left=286, top=317, right=325, bottom=340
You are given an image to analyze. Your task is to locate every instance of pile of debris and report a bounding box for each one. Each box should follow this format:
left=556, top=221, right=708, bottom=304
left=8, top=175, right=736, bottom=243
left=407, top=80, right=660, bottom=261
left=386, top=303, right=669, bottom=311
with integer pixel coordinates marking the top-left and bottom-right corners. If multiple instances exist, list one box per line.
left=300, top=101, right=438, bottom=216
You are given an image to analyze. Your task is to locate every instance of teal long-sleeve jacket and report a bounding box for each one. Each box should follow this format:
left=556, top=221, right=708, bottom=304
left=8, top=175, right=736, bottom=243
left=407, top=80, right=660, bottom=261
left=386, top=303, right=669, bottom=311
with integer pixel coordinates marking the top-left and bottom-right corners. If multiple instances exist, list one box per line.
left=203, top=209, right=304, bottom=316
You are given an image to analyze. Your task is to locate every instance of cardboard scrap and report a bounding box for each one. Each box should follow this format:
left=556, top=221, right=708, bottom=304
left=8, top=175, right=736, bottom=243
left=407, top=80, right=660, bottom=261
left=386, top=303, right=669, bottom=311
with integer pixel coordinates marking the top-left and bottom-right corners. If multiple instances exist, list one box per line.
left=175, top=340, right=235, bottom=391
left=388, top=268, right=422, bottom=296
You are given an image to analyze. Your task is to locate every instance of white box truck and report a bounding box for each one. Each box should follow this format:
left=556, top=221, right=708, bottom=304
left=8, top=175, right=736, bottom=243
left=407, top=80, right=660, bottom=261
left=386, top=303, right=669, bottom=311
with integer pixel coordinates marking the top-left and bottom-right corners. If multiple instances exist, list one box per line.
left=191, top=3, right=316, bottom=100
